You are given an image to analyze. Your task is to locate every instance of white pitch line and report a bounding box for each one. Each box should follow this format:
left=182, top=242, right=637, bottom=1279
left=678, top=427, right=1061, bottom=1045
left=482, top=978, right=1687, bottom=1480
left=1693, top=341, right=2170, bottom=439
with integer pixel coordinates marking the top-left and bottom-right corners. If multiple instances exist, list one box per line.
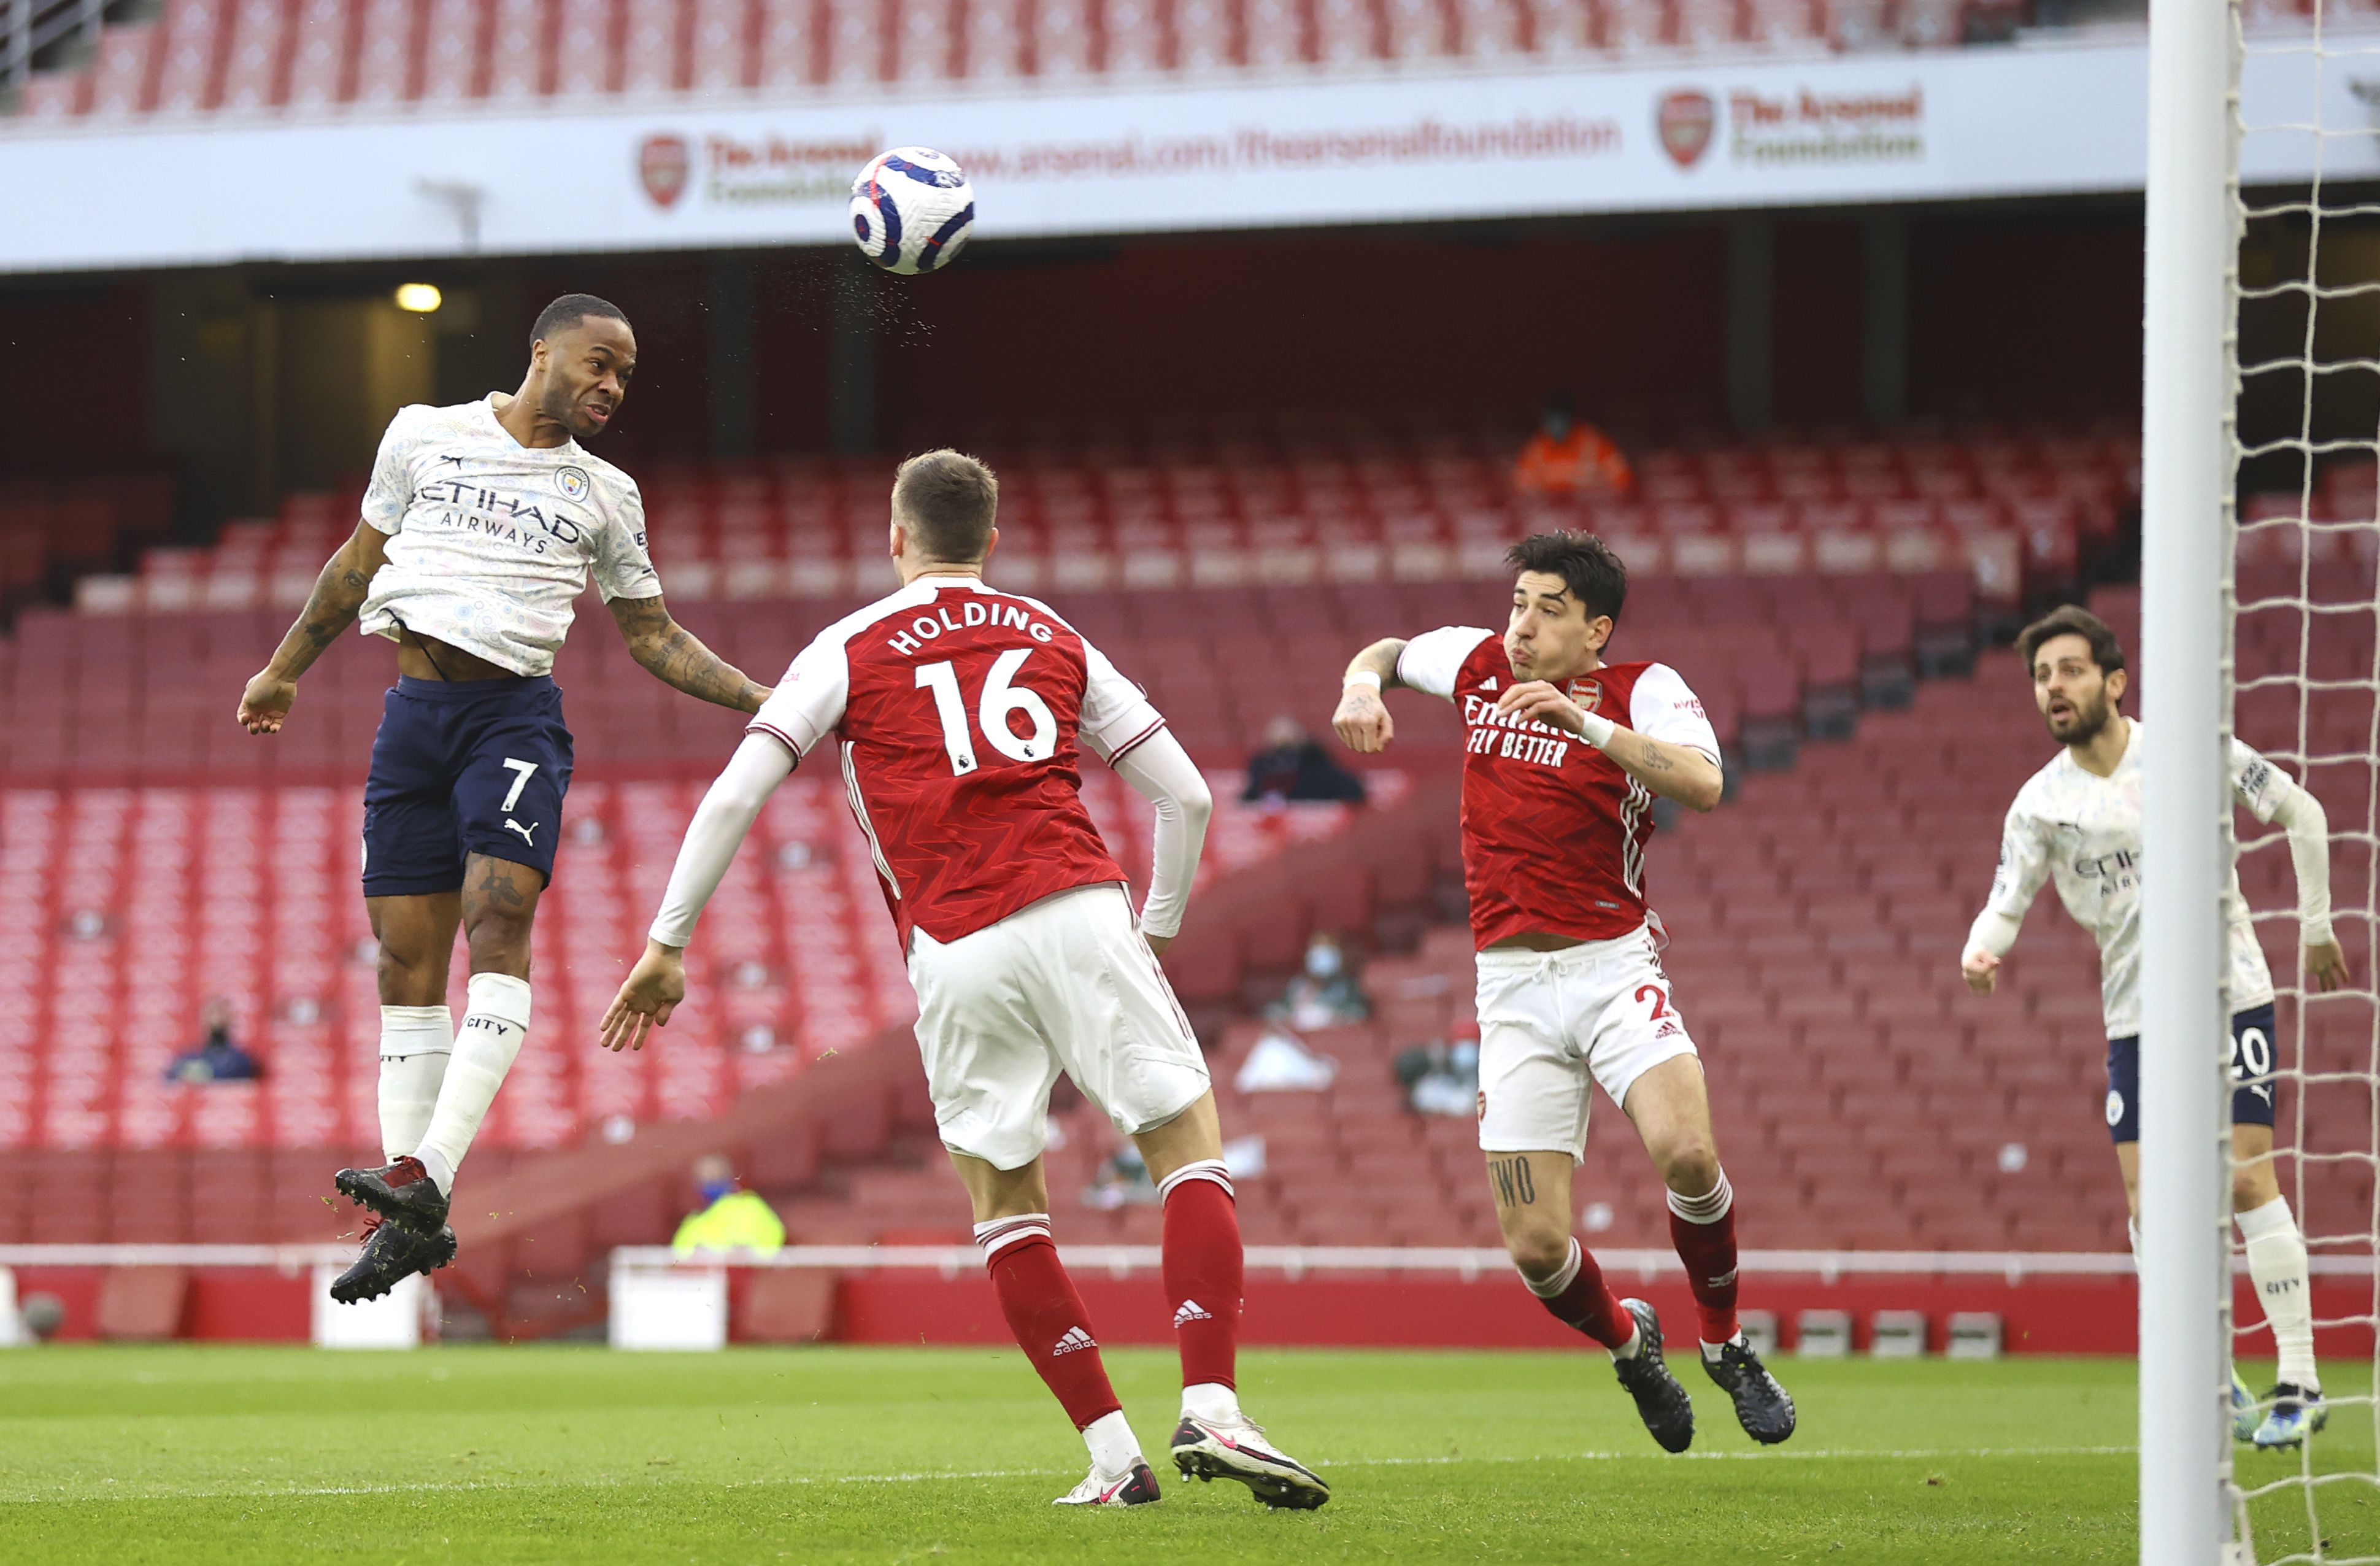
left=0, top=1445, right=2138, bottom=1504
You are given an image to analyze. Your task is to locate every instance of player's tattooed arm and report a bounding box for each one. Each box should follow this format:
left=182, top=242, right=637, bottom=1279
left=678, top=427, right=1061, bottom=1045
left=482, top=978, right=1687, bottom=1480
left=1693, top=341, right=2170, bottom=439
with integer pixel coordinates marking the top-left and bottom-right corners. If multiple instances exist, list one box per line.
left=237, top=521, right=390, bottom=734
left=609, top=595, right=771, bottom=713
left=1333, top=638, right=1407, bottom=754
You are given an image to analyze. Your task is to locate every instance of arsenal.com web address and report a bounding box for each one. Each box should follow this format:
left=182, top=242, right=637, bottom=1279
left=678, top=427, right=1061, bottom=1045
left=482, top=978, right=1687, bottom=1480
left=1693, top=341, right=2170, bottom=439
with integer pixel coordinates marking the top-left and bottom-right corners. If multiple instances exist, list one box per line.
left=948, top=115, right=1620, bottom=180
left=685, top=112, right=1623, bottom=206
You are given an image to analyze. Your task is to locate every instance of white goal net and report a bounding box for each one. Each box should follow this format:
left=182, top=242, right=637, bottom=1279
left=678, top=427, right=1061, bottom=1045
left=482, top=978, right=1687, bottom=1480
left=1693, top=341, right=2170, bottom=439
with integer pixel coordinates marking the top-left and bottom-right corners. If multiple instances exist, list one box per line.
left=2225, top=0, right=2380, bottom=1559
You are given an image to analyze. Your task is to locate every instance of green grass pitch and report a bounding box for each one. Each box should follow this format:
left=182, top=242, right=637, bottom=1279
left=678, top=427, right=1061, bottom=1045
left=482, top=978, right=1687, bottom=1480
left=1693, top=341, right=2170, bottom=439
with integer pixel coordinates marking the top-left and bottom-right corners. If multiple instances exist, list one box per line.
left=0, top=1345, right=2370, bottom=1564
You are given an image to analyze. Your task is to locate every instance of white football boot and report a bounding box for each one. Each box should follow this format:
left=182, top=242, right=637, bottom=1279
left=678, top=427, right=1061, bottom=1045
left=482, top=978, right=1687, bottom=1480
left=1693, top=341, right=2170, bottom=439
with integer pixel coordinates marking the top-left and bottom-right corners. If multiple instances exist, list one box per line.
left=1052, top=1459, right=1161, bottom=1507
left=1170, top=1414, right=1331, bottom=1510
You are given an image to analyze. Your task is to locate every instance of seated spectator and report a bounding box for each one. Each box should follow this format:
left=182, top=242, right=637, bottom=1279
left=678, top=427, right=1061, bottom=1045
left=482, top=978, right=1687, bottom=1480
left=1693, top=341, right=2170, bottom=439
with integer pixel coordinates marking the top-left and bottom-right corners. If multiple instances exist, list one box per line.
left=1512, top=392, right=1635, bottom=500
left=1233, top=1025, right=1339, bottom=1094
left=671, top=1153, right=786, bottom=1257
left=164, top=998, right=260, bottom=1084
left=1242, top=716, right=1367, bottom=804
left=1265, top=932, right=1371, bottom=1030
left=1085, top=1143, right=1160, bottom=1210
left=1394, top=1019, right=1481, bottom=1118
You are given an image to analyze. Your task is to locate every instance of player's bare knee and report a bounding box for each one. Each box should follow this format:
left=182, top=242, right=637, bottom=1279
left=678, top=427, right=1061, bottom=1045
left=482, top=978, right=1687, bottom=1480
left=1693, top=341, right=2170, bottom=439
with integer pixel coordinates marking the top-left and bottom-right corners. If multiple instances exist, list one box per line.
left=1503, top=1224, right=1571, bottom=1281
left=2235, top=1168, right=2280, bottom=1213
left=1657, top=1140, right=1722, bottom=1197
left=375, top=942, right=446, bottom=1006
left=463, top=916, right=533, bottom=978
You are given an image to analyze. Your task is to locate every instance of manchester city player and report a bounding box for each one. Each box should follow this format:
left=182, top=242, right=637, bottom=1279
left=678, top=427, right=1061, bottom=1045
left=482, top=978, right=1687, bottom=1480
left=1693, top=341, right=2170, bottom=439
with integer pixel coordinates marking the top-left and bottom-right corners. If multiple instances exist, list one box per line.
left=1962, top=604, right=2347, bottom=1449
left=235, top=295, right=769, bottom=1303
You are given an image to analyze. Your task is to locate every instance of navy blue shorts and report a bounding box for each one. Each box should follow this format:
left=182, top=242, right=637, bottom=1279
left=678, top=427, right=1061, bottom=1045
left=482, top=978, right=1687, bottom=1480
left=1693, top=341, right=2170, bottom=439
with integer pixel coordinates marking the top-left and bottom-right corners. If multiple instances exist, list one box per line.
left=361, top=676, right=573, bottom=897
left=2104, top=1003, right=2279, bottom=1143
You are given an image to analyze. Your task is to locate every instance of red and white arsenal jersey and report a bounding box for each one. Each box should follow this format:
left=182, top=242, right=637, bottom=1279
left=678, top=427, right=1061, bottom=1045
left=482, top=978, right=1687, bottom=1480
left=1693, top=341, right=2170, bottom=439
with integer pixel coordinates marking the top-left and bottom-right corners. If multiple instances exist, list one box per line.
left=1398, top=627, right=1721, bottom=950
left=748, top=578, right=1169, bottom=947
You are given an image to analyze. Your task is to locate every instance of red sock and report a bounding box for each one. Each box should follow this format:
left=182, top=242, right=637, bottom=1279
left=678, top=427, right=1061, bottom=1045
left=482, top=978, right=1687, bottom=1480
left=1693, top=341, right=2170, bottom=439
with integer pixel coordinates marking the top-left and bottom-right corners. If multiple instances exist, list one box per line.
left=977, top=1217, right=1122, bottom=1430
left=1160, top=1160, right=1241, bottom=1391
left=1527, top=1238, right=1633, bottom=1351
left=1666, top=1173, right=1741, bottom=1345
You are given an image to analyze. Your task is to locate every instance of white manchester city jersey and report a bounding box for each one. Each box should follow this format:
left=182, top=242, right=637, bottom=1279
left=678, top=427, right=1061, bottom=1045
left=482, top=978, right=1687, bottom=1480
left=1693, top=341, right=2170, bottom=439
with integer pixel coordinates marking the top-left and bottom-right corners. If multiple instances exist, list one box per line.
left=1985, top=719, right=2293, bottom=1038
left=356, top=395, right=661, bottom=677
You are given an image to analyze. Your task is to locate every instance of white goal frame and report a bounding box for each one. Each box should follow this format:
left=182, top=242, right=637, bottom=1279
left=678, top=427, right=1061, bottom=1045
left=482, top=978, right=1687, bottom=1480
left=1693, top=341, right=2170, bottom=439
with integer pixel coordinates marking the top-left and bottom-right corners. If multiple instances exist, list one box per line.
left=2139, top=0, right=2244, bottom=1557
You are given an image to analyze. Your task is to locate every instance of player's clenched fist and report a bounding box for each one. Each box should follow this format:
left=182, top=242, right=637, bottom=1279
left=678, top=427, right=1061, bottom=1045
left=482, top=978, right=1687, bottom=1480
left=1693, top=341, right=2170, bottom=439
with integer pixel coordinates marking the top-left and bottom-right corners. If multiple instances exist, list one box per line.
left=1495, top=680, right=1585, bottom=736
left=1961, top=949, right=2000, bottom=995
left=1333, top=684, right=1395, bottom=753
left=601, top=940, right=687, bottom=1052
left=237, top=669, right=297, bottom=735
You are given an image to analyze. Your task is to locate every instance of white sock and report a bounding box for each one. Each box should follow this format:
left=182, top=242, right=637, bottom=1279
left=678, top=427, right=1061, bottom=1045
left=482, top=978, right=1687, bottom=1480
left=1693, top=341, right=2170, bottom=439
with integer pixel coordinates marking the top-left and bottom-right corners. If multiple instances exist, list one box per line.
left=1702, top=1334, right=1747, bottom=1362
left=1182, top=1382, right=1241, bottom=1424
left=1083, top=1409, right=1142, bottom=1475
left=377, top=1006, right=453, bottom=1161
left=2239, top=1195, right=2320, bottom=1391
left=2128, top=1217, right=2142, bottom=1271
left=414, top=973, right=531, bottom=1195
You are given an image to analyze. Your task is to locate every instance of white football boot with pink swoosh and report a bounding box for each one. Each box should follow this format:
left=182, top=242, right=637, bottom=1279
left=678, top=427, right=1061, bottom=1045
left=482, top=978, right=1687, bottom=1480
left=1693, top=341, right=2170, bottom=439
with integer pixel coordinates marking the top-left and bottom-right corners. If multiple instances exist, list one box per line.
left=1052, top=1459, right=1161, bottom=1507
left=1169, top=1415, right=1331, bottom=1510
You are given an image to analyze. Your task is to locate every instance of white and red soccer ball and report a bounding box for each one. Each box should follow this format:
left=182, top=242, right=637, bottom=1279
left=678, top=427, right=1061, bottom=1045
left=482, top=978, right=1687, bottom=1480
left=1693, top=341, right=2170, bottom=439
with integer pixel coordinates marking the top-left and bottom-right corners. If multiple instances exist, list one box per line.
left=850, top=147, right=976, bottom=276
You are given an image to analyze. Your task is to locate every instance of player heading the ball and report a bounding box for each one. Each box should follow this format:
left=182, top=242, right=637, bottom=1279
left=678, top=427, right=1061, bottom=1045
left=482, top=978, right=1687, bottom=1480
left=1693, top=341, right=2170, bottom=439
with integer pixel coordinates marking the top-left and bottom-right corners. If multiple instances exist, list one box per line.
left=1333, top=530, right=1795, bottom=1453
left=603, top=450, right=1328, bottom=1512
left=235, top=293, right=769, bottom=1306
left=1961, top=604, right=2349, bottom=1451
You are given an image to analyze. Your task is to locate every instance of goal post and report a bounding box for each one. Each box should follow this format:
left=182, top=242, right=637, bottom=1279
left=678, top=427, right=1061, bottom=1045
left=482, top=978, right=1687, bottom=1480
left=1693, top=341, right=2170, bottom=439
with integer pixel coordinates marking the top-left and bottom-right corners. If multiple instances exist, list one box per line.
left=2139, top=0, right=2244, bottom=1554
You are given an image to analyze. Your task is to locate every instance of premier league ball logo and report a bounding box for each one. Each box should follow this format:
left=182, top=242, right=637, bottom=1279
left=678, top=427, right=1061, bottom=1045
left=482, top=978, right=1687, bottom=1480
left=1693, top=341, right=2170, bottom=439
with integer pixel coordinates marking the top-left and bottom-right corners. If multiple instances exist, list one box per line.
left=1658, top=90, right=1716, bottom=169
left=639, top=134, right=691, bottom=209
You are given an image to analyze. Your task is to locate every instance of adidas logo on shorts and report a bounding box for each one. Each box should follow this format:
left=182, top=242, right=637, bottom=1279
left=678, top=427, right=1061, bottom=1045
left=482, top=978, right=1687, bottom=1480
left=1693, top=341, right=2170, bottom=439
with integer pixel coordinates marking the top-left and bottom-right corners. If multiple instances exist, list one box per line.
left=1051, top=1326, right=1098, bottom=1356
left=1173, top=1300, right=1214, bottom=1325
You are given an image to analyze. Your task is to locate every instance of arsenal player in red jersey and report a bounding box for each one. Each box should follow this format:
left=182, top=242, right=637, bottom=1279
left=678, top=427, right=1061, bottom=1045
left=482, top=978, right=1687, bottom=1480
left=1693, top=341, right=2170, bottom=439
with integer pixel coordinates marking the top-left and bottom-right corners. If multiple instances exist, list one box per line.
left=1333, top=531, right=1794, bottom=1451
left=603, top=451, right=1327, bottom=1511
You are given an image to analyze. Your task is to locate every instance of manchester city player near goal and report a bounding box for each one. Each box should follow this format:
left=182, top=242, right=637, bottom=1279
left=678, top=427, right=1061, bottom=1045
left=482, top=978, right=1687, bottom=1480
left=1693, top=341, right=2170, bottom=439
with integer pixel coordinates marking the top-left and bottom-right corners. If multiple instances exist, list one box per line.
left=1962, top=605, right=2348, bottom=1449
left=234, top=294, right=769, bottom=1303
left=1332, top=531, right=1794, bottom=1453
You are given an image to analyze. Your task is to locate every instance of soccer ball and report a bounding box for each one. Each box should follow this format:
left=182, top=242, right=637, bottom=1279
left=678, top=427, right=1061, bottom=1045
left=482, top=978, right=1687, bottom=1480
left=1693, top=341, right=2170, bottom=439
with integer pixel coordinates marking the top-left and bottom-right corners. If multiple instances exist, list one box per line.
left=850, top=147, right=976, bottom=276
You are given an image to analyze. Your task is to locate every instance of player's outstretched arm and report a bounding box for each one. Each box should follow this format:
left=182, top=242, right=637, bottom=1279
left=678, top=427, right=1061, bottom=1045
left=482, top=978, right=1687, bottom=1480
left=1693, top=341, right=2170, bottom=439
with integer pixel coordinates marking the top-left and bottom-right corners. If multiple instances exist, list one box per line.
left=603, top=733, right=795, bottom=1050
left=237, top=520, right=391, bottom=734
left=1333, top=639, right=1407, bottom=754
left=2269, top=775, right=2351, bottom=992
left=1962, top=802, right=2046, bottom=995
left=609, top=595, right=771, bottom=714
left=1494, top=681, right=1723, bottom=811
left=1112, top=728, right=1212, bottom=958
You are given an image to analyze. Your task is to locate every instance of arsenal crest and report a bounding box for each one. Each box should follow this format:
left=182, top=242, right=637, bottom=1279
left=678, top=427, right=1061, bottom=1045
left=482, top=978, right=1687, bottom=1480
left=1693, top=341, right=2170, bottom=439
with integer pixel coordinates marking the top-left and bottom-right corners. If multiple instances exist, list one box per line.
left=1568, top=679, right=1604, bottom=713
left=1657, top=90, right=1716, bottom=169
left=639, top=134, right=691, bottom=209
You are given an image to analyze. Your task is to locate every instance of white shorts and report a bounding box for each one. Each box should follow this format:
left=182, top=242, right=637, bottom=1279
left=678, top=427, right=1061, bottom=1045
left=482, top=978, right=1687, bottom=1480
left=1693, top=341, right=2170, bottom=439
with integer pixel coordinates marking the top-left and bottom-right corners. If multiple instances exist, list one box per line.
left=906, top=884, right=1211, bottom=1171
left=1474, top=921, right=1700, bottom=1162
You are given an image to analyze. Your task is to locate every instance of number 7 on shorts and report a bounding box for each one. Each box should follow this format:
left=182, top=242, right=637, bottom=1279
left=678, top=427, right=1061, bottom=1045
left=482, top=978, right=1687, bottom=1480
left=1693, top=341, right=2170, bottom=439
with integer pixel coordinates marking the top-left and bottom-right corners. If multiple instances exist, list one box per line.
left=499, top=758, right=539, bottom=813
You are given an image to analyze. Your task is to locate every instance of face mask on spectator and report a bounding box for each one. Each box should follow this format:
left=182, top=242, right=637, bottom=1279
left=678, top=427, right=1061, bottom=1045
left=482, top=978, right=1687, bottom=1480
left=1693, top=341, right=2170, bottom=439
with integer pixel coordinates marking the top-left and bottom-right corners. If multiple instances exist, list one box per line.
left=699, top=1178, right=736, bottom=1203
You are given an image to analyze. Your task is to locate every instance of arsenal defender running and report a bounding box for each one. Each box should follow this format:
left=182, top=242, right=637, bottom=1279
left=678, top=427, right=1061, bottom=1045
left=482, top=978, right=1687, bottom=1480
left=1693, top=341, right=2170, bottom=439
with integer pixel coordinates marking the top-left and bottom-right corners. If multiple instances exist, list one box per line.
left=603, top=450, right=1328, bottom=1511
left=236, top=295, right=768, bottom=1304
left=1333, top=531, right=1794, bottom=1451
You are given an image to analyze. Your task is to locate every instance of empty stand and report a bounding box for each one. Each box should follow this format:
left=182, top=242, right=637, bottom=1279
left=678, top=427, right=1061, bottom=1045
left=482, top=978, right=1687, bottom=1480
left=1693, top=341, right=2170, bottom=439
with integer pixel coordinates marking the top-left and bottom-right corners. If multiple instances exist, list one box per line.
left=6, top=0, right=2049, bottom=120
left=0, top=755, right=1379, bottom=1164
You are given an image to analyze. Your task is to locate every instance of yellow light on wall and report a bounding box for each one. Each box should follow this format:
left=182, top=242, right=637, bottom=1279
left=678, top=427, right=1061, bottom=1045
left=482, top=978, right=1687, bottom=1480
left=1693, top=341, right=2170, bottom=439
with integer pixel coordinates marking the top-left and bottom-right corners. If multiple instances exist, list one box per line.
left=393, top=283, right=443, bottom=313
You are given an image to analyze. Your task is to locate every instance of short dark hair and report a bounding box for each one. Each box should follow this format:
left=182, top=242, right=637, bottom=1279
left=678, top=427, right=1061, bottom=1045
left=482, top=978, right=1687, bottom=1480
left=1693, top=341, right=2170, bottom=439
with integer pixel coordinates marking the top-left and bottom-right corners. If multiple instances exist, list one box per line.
left=894, top=449, right=999, bottom=563
left=1505, top=531, right=1627, bottom=625
left=2017, top=604, right=2126, bottom=676
left=530, top=293, right=630, bottom=350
